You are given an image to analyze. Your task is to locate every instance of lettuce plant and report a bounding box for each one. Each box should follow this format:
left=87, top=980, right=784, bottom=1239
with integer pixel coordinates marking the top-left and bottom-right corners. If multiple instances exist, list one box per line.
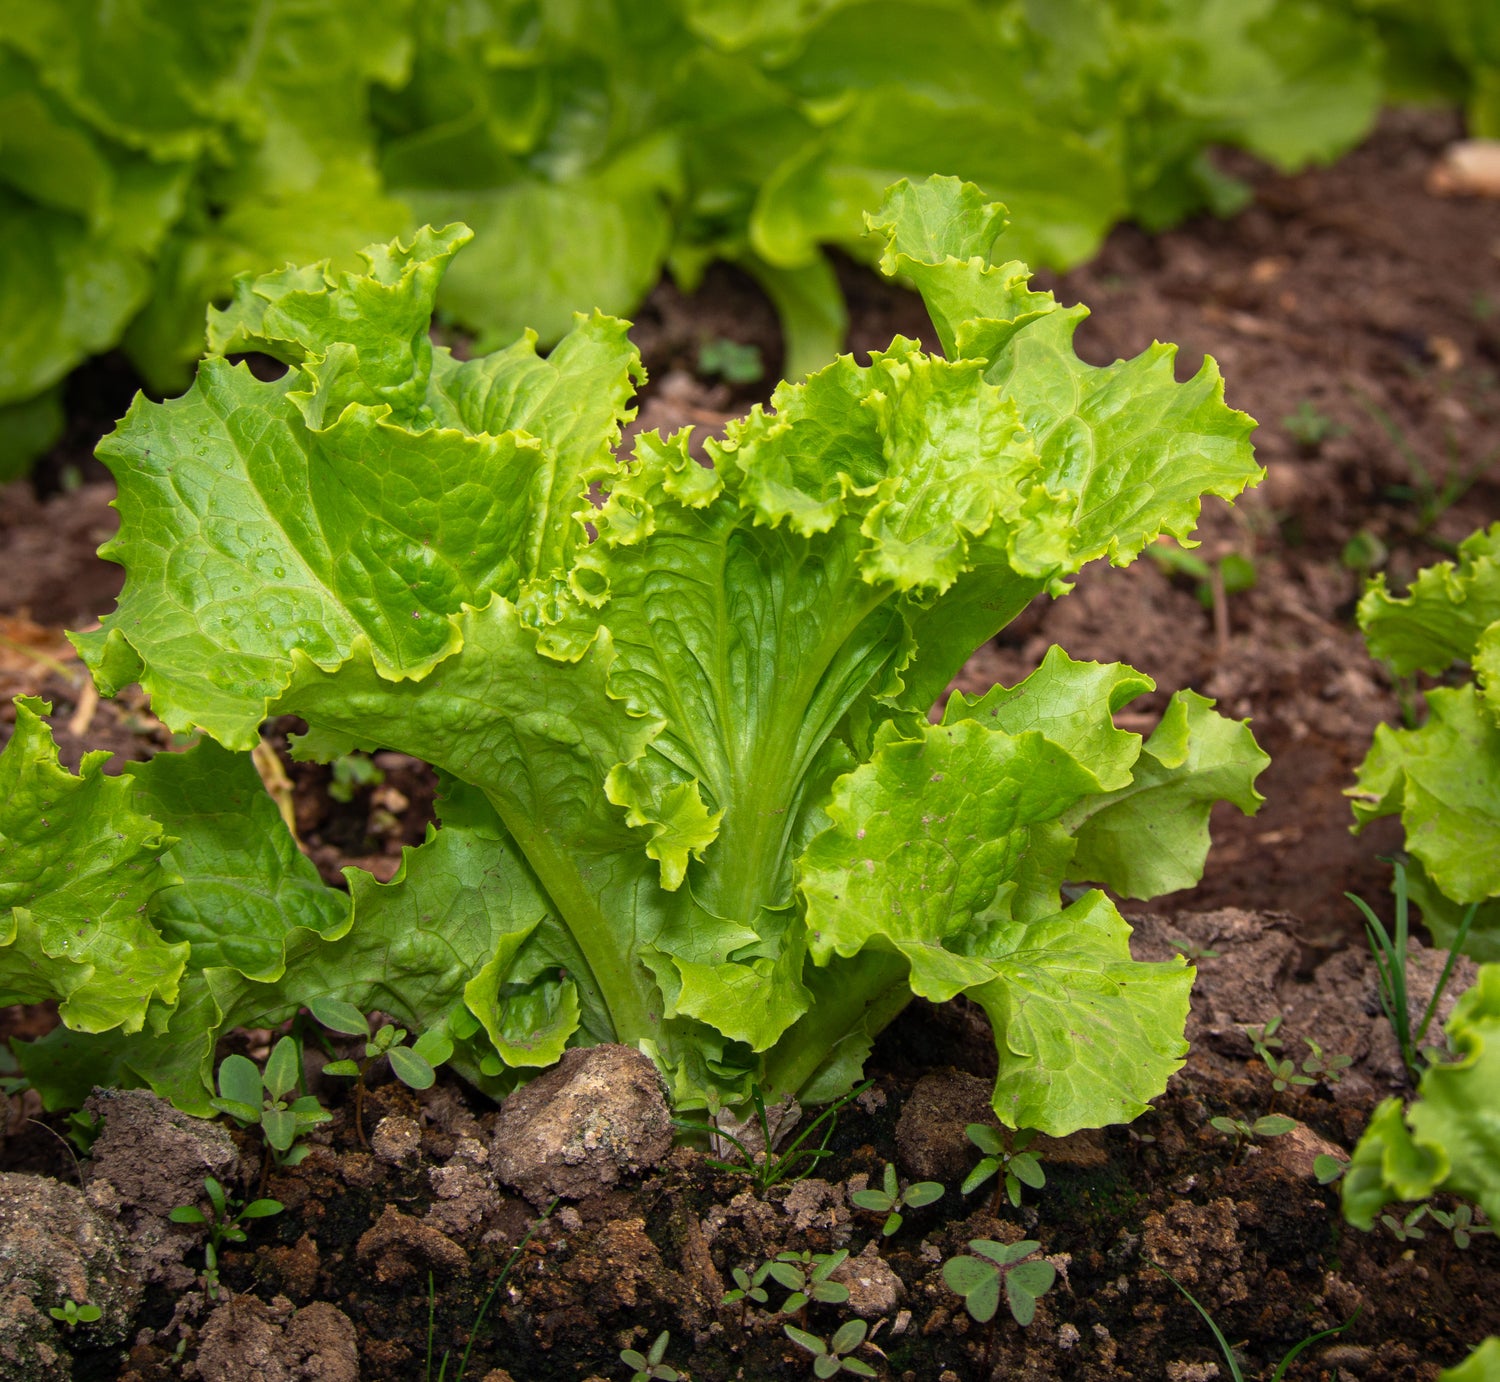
left=1341, top=962, right=1500, bottom=1379
left=1347, top=523, right=1500, bottom=958
left=0, top=176, right=1266, bottom=1135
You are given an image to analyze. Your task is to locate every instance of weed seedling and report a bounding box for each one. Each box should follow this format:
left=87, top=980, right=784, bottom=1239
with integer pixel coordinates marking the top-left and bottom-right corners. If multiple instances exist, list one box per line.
left=310, top=999, right=453, bottom=1147
left=620, top=1330, right=680, bottom=1381
left=1168, top=935, right=1221, bottom=962
left=722, top=1262, right=773, bottom=1325
left=1249, top=1027, right=1314, bottom=1105
left=962, top=1123, right=1045, bottom=1212
left=169, top=1175, right=283, bottom=1299
left=48, top=1298, right=101, bottom=1329
left=1380, top=1205, right=1429, bottom=1243
left=784, top=1318, right=877, bottom=1377
left=211, top=1037, right=330, bottom=1182
left=327, top=750, right=383, bottom=802
left=697, top=337, right=764, bottom=385
left=768, top=1250, right=851, bottom=1319
left=673, top=1081, right=872, bottom=1191
left=943, top=1238, right=1056, bottom=1374
left=849, top=1163, right=943, bottom=1236
left=1210, top=1113, right=1296, bottom=1160
left=1298, top=1038, right=1353, bottom=1088
left=1152, top=1263, right=1357, bottom=1380
left=1282, top=400, right=1345, bottom=450
left=1428, top=1202, right=1492, bottom=1251
left=1348, top=859, right=1478, bottom=1080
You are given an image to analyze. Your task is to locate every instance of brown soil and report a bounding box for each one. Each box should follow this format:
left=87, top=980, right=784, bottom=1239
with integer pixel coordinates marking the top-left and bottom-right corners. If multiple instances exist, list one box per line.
left=3, top=109, right=1499, bottom=1380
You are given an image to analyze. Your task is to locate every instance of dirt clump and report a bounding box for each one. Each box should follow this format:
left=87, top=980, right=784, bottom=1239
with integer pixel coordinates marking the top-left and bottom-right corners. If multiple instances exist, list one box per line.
left=0, top=1172, right=142, bottom=1379
left=194, top=1297, right=358, bottom=1382
left=894, top=1069, right=994, bottom=1182
left=490, top=1044, right=673, bottom=1205
left=355, top=1204, right=469, bottom=1283
left=81, top=1087, right=240, bottom=1289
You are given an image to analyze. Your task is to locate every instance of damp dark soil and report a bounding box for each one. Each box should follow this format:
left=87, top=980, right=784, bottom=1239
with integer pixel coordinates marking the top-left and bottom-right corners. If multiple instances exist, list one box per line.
left=2, top=108, right=1499, bottom=1380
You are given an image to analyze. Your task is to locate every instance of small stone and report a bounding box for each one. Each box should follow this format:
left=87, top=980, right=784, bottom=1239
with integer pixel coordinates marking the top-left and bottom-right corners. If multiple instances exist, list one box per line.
left=1259, top=1121, right=1346, bottom=1181
left=371, top=1115, right=423, bottom=1168
left=829, top=1241, right=902, bottom=1318
left=490, top=1045, right=673, bottom=1205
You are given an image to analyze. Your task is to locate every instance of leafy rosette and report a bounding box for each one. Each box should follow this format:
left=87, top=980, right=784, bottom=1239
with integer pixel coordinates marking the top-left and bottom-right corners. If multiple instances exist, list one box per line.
left=1348, top=524, right=1500, bottom=959
left=4, top=176, right=1265, bottom=1135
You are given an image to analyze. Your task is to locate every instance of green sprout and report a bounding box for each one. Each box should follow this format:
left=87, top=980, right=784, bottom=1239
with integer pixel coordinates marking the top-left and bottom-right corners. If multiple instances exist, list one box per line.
left=1380, top=1205, right=1429, bottom=1243
left=1152, top=1262, right=1357, bottom=1380
left=784, top=1319, right=878, bottom=1378
left=1282, top=399, right=1345, bottom=450
left=1348, top=859, right=1478, bottom=1080
left=1428, top=1203, right=1492, bottom=1251
left=620, top=1330, right=680, bottom=1382
left=310, top=998, right=453, bottom=1147
left=849, top=1162, right=944, bottom=1236
left=211, top=1036, right=330, bottom=1171
left=169, top=1175, right=283, bottom=1300
left=673, top=1081, right=871, bottom=1191
left=722, top=1261, right=773, bottom=1325
left=48, top=1299, right=101, bottom=1329
left=697, top=337, right=764, bottom=385
left=943, top=1239, right=1056, bottom=1334
left=768, top=1250, right=851, bottom=1318
left=961, top=1123, right=1045, bottom=1212
left=327, top=750, right=384, bottom=803
left=1298, top=1038, right=1353, bottom=1088
left=1210, top=1113, right=1296, bottom=1160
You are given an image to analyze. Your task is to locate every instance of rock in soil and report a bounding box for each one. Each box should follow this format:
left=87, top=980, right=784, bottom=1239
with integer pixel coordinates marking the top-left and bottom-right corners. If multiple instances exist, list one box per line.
left=194, top=1297, right=358, bottom=1382
left=830, top=1239, right=904, bottom=1317
left=490, top=1044, right=673, bottom=1205
left=81, top=1086, right=240, bottom=1289
left=894, top=1069, right=993, bottom=1182
left=0, top=1172, right=142, bottom=1380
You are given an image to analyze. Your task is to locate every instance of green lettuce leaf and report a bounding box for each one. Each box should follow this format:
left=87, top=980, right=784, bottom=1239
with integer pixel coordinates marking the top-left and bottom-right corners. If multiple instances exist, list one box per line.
left=1349, top=687, right=1500, bottom=925
left=0, top=700, right=187, bottom=1031
left=1343, top=964, right=1500, bottom=1230
left=1357, top=524, right=1500, bottom=677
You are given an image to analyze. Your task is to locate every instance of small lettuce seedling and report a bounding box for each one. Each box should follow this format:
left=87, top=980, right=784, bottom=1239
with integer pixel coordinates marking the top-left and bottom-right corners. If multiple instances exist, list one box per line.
left=310, top=998, right=452, bottom=1147
left=211, top=1037, right=330, bottom=1168
left=850, top=1162, right=943, bottom=1236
